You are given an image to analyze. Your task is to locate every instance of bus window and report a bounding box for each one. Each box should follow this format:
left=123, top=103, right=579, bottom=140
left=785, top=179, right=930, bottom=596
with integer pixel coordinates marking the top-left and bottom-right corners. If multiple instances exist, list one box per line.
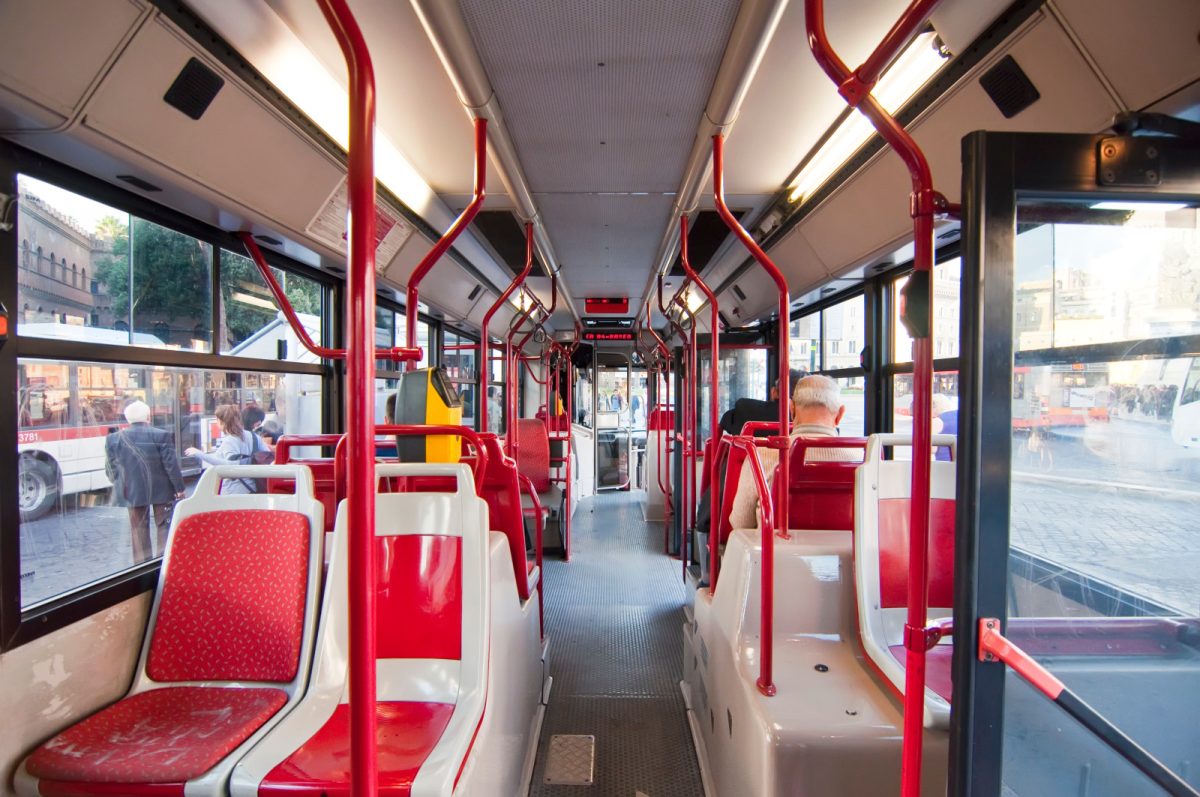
left=17, top=358, right=323, bottom=609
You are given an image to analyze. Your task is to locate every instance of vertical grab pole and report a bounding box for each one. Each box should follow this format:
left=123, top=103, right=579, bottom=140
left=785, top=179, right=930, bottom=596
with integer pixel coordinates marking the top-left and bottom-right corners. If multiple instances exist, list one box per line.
left=678, top=216, right=721, bottom=588
left=675, top=299, right=699, bottom=574
left=314, top=1, right=378, bottom=793
left=406, top=117, right=488, bottom=370
left=479, top=224, right=534, bottom=437
left=659, top=275, right=689, bottom=570
left=805, top=1, right=945, bottom=792
left=645, top=301, right=674, bottom=547
left=713, top=133, right=789, bottom=698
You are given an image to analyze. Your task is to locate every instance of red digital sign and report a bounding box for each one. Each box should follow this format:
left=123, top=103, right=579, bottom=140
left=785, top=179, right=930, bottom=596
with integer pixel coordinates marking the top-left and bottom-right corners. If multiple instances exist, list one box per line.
left=585, top=297, right=629, bottom=314
left=583, top=331, right=634, bottom=342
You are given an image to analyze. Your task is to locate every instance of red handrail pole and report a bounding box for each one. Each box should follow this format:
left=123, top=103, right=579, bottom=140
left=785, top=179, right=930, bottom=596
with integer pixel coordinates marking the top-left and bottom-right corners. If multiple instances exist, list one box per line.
left=805, top=3, right=943, bottom=795
left=563, top=349, right=573, bottom=559
left=645, top=299, right=675, bottom=538
left=406, top=117, right=487, bottom=370
left=678, top=215, right=722, bottom=587
left=315, top=2, right=377, bottom=795
left=713, top=134, right=790, bottom=538
left=239, top=233, right=344, bottom=360
left=658, top=275, right=689, bottom=565
left=239, top=233, right=421, bottom=364
left=728, top=436, right=777, bottom=696
left=479, top=223, right=534, bottom=434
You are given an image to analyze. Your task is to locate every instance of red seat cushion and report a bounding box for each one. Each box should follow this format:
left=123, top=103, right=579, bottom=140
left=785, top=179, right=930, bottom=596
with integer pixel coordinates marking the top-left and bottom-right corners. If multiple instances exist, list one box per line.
left=514, top=419, right=551, bottom=493
left=260, top=702, right=455, bottom=796
left=27, top=686, right=287, bottom=785
left=147, top=510, right=311, bottom=683
left=889, top=644, right=953, bottom=702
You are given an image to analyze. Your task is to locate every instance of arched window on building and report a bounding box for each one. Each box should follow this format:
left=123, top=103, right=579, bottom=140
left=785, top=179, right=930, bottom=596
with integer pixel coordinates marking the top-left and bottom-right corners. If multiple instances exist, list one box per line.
left=36, top=247, right=43, bottom=274
left=71, top=264, right=78, bottom=287
left=21, top=240, right=30, bottom=269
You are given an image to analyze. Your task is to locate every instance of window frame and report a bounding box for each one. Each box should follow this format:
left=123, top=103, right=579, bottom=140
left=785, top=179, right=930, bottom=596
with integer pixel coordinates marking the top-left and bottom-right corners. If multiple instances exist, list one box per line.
left=0, top=142, right=337, bottom=650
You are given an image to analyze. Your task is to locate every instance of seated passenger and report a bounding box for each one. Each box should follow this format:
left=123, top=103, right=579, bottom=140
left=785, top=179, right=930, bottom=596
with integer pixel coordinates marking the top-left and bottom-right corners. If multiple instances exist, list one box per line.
left=727, top=374, right=857, bottom=529
left=695, top=369, right=804, bottom=536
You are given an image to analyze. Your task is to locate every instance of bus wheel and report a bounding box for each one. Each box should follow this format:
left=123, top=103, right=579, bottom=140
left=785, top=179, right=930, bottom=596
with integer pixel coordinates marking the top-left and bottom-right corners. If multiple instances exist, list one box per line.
left=19, top=457, right=58, bottom=521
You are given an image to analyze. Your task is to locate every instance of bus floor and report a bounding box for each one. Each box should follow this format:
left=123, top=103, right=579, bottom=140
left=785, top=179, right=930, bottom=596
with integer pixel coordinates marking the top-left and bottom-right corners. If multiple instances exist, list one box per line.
left=529, top=491, right=705, bottom=797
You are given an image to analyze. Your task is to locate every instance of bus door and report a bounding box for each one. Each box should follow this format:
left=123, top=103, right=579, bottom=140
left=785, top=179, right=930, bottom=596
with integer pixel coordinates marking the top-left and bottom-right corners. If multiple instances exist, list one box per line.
left=594, top=352, right=645, bottom=491
left=956, top=131, right=1200, bottom=797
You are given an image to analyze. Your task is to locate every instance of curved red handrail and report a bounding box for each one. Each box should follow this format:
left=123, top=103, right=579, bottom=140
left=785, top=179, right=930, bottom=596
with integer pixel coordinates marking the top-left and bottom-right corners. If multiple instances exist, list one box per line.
left=405, top=117, right=488, bottom=370
left=516, top=472, right=545, bottom=640
left=678, top=215, right=722, bottom=586
left=238, top=232, right=421, bottom=364
left=806, top=1, right=945, bottom=793
left=274, top=434, right=343, bottom=465
left=725, top=435, right=779, bottom=696
left=479, top=223, right=534, bottom=434
left=333, top=425, right=489, bottom=502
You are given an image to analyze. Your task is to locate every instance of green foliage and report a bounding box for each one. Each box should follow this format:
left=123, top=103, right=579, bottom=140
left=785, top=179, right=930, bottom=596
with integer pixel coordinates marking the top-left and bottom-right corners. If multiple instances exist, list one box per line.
left=91, top=217, right=322, bottom=349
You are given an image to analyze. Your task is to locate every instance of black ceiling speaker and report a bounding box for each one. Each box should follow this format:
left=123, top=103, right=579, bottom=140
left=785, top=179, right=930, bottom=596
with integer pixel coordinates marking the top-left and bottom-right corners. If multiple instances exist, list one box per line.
left=979, top=55, right=1040, bottom=119
left=164, top=58, right=225, bottom=120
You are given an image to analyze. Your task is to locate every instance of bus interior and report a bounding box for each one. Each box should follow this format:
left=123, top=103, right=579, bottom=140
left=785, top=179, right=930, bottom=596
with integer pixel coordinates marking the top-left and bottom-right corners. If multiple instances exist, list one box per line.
left=1, top=1, right=1199, bottom=796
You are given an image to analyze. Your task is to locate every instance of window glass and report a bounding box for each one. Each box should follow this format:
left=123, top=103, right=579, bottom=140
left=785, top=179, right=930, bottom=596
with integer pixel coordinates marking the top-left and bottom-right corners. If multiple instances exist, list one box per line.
left=17, top=175, right=213, bottom=351
left=1014, top=208, right=1200, bottom=350
left=892, top=257, right=962, bottom=364
left=443, top=332, right=478, bottom=429
left=891, top=370, right=959, bottom=459
left=790, top=314, right=820, bottom=373
left=218, top=250, right=323, bottom=357
left=394, top=314, right=431, bottom=368
left=833, top=375, right=866, bottom=437
left=698, top=347, right=769, bottom=440
left=822, top=294, right=864, bottom=370
left=17, top=358, right=322, bottom=608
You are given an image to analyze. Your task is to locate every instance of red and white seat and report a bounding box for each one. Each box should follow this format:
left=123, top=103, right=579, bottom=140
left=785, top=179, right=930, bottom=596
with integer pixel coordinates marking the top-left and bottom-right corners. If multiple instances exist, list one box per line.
left=644, top=408, right=674, bottom=521
left=16, top=464, right=325, bottom=797
left=230, top=463, right=491, bottom=797
left=515, top=418, right=563, bottom=550
left=854, top=433, right=957, bottom=728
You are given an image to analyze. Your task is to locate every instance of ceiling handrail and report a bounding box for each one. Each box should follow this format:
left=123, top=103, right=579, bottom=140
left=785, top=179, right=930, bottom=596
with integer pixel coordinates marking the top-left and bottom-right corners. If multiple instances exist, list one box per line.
left=806, top=1, right=948, bottom=794
left=479, top=223, right=533, bottom=433
left=405, top=117, right=488, bottom=370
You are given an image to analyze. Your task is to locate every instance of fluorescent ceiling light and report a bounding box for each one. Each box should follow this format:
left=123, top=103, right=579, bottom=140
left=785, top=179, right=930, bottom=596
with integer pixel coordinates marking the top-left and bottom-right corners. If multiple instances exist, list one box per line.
left=1090, top=201, right=1189, bottom=212
left=787, top=31, right=948, bottom=204
left=685, top=286, right=704, bottom=313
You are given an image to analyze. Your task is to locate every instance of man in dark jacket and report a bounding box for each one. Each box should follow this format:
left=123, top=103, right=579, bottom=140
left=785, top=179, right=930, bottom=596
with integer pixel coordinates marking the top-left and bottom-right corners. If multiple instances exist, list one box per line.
left=105, top=400, right=186, bottom=563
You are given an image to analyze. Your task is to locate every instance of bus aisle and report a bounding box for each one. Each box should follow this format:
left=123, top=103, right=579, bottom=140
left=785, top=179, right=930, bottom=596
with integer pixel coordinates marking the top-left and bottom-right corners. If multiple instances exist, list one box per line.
left=531, top=492, right=704, bottom=796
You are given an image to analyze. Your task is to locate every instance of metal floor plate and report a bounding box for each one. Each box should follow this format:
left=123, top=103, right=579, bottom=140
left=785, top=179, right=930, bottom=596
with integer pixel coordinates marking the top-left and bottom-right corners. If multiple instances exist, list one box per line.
left=529, top=493, right=704, bottom=796
left=544, top=734, right=596, bottom=785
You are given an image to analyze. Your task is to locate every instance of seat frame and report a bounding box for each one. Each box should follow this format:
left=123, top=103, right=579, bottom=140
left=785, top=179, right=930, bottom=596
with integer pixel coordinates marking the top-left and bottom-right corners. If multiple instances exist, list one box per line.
left=854, top=434, right=957, bottom=729
left=16, top=464, right=325, bottom=797
left=231, top=463, right=491, bottom=797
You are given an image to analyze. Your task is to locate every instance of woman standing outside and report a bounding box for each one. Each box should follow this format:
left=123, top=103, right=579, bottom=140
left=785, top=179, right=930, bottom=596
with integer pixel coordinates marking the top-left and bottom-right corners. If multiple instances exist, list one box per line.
left=185, top=403, right=261, bottom=493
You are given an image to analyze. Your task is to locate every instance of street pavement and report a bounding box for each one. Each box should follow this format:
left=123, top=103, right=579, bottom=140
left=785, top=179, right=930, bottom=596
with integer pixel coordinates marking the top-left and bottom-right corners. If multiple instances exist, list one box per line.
left=18, top=420, right=1199, bottom=612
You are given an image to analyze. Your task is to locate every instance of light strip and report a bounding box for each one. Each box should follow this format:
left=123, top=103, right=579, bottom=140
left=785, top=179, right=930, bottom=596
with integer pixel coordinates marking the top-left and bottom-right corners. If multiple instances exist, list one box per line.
left=1090, top=201, right=1189, bottom=212
left=787, top=31, right=948, bottom=204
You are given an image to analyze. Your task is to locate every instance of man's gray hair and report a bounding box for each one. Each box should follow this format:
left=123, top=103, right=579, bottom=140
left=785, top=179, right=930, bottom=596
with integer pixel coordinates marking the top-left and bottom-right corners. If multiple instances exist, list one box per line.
left=792, top=374, right=842, bottom=414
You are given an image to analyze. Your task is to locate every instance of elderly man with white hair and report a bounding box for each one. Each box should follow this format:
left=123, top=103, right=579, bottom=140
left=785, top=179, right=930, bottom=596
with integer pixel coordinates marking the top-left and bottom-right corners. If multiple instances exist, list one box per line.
left=726, top=374, right=855, bottom=530
left=105, top=400, right=186, bottom=563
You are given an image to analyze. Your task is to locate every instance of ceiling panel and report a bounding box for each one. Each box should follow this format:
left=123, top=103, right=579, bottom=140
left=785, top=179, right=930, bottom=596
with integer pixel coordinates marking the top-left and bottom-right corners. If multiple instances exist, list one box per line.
left=725, top=0, right=932, bottom=194
left=458, top=0, right=740, bottom=194
left=537, top=193, right=673, bottom=298
left=265, top=0, right=495, bottom=195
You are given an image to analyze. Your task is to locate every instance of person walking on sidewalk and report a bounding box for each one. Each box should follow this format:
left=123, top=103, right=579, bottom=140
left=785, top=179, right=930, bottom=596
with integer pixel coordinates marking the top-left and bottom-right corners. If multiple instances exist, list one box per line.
left=105, top=400, right=186, bottom=564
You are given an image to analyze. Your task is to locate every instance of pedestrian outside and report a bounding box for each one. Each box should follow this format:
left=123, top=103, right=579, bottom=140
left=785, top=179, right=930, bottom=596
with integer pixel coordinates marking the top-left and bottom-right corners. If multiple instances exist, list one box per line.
left=105, top=400, right=186, bottom=563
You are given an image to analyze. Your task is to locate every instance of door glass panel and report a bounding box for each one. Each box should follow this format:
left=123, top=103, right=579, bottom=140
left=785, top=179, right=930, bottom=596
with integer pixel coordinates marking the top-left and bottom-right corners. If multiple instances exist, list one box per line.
left=595, top=362, right=632, bottom=489
left=1000, top=200, right=1200, bottom=797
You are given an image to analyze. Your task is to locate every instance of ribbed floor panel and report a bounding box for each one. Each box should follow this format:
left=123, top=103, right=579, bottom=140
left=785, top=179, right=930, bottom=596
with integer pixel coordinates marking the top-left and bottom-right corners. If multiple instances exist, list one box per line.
left=530, top=493, right=704, bottom=796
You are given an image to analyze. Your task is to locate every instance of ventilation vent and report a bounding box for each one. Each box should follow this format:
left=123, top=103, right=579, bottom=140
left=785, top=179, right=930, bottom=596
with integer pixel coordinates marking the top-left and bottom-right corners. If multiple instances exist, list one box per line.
left=670, top=210, right=742, bottom=276
left=732, top=283, right=747, bottom=302
left=473, top=210, right=540, bottom=274
left=115, top=174, right=162, bottom=192
left=979, top=55, right=1039, bottom=119
left=163, top=58, right=225, bottom=121
left=254, top=234, right=283, bottom=246
left=467, top=284, right=483, bottom=301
